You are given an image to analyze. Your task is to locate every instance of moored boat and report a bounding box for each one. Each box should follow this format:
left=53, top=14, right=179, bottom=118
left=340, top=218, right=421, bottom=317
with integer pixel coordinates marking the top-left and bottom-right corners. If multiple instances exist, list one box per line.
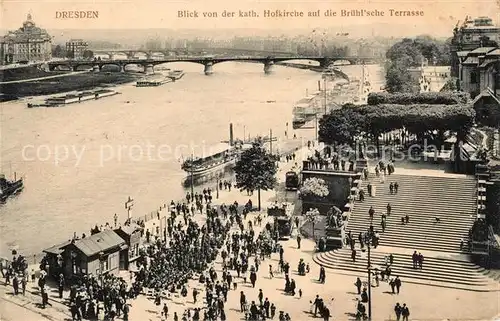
left=181, top=142, right=250, bottom=176
left=0, top=174, right=24, bottom=202
left=168, top=70, right=185, bottom=80
left=136, top=74, right=172, bottom=87
left=27, top=89, right=119, bottom=108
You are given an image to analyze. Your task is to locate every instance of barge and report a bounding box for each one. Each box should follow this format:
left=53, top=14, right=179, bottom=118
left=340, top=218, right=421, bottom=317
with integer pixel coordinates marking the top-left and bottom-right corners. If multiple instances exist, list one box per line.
left=181, top=142, right=251, bottom=177
left=168, top=70, right=185, bottom=81
left=27, top=89, right=119, bottom=108
left=136, top=75, right=172, bottom=87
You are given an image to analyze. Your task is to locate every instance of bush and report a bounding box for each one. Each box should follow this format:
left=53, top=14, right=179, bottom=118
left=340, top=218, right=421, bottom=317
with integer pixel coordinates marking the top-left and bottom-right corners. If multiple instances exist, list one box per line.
left=367, top=92, right=470, bottom=106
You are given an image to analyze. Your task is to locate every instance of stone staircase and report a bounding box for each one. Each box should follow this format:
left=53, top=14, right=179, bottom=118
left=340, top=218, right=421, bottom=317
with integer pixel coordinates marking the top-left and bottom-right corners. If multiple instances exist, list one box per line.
left=313, top=248, right=500, bottom=291
left=312, top=171, right=500, bottom=291
left=346, top=173, right=476, bottom=253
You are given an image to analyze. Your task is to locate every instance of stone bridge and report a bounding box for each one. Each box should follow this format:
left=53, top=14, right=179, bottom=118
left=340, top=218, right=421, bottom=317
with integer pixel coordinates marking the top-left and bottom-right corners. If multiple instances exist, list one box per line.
left=92, top=48, right=299, bottom=59
left=47, top=56, right=381, bottom=75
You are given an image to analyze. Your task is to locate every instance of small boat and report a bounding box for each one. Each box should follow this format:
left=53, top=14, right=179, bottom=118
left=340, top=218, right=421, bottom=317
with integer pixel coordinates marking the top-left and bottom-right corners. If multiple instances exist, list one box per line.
left=0, top=175, right=24, bottom=202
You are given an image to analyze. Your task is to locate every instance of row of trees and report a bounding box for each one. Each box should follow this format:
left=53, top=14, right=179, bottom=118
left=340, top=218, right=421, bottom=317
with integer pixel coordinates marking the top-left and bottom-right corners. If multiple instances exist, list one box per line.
left=367, top=92, right=469, bottom=106
left=385, top=36, right=452, bottom=93
left=318, top=93, right=476, bottom=153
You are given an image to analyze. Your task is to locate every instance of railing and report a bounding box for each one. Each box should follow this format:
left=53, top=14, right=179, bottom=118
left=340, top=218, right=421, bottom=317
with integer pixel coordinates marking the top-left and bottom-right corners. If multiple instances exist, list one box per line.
left=470, top=164, right=493, bottom=255
left=302, top=160, right=356, bottom=172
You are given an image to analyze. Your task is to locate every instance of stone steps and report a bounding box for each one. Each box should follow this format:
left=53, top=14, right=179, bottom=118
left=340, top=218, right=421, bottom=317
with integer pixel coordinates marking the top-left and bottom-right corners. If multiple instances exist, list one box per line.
left=313, top=249, right=500, bottom=292
left=346, top=173, right=477, bottom=254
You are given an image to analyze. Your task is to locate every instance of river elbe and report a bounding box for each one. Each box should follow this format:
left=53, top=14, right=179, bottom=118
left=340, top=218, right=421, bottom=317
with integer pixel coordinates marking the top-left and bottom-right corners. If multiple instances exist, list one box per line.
left=0, top=61, right=384, bottom=258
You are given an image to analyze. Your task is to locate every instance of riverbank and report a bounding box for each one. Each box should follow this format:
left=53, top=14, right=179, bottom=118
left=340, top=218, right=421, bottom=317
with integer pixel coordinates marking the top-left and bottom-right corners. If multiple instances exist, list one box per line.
left=8, top=136, right=311, bottom=267
left=0, top=65, right=142, bottom=99
left=0, top=62, right=369, bottom=258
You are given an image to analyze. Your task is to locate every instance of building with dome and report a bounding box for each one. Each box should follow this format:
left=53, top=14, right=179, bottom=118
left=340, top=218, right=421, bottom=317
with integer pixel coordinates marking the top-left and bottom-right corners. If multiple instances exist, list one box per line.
left=0, top=14, right=52, bottom=65
left=450, top=16, right=500, bottom=77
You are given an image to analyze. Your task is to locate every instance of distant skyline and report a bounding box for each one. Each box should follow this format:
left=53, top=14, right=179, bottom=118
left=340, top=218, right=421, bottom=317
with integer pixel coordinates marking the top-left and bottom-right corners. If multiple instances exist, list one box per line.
left=1, top=0, right=499, bottom=39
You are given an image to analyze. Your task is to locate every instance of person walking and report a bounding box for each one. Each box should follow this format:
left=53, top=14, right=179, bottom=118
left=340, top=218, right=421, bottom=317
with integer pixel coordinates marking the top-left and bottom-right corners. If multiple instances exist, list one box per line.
left=412, top=251, right=418, bottom=269
left=355, top=277, right=362, bottom=294
left=58, top=274, right=65, bottom=299
left=297, top=235, right=301, bottom=249
left=367, top=183, right=373, bottom=197
left=394, top=303, right=402, bottom=321
left=389, top=278, right=396, bottom=294
left=394, top=276, right=402, bottom=294
left=351, top=249, right=357, bottom=263
left=401, top=303, right=410, bottom=321
left=368, top=206, right=375, bottom=221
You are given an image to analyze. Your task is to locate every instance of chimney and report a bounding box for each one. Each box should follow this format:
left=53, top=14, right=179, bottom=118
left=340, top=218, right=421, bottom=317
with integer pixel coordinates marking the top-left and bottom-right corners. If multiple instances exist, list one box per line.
left=229, top=123, right=234, bottom=146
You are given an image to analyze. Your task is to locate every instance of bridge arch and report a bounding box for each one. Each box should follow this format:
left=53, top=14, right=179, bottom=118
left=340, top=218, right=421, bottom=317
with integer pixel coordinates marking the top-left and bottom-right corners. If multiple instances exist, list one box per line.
left=151, top=60, right=207, bottom=67
left=100, top=63, right=123, bottom=71
left=331, top=59, right=353, bottom=66
left=72, top=64, right=95, bottom=71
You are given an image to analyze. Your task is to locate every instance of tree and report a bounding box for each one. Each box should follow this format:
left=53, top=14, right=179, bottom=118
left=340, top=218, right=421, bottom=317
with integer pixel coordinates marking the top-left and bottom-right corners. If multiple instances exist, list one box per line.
left=305, top=208, right=321, bottom=238
left=318, top=107, right=364, bottom=146
left=234, top=142, right=277, bottom=211
left=385, top=62, right=418, bottom=93
left=300, top=177, right=329, bottom=198
left=83, top=50, right=94, bottom=59
left=384, top=35, right=453, bottom=93
left=51, top=45, right=67, bottom=58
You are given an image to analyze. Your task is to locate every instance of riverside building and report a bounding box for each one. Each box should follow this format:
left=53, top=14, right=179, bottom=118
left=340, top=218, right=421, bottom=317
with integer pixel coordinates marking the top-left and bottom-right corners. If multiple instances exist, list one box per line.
left=65, top=39, right=89, bottom=60
left=450, top=16, right=500, bottom=77
left=0, top=14, right=52, bottom=65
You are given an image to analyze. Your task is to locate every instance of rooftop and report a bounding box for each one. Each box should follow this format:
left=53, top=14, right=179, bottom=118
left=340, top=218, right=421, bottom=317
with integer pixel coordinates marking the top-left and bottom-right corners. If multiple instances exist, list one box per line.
left=43, top=240, right=72, bottom=255
left=486, top=48, right=500, bottom=56
left=469, top=47, right=497, bottom=55
left=192, top=142, right=232, bottom=159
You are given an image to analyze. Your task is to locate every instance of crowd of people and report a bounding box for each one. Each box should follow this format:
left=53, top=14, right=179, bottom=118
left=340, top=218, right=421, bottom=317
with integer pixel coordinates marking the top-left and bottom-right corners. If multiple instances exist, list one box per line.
left=0, top=145, right=427, bottom=321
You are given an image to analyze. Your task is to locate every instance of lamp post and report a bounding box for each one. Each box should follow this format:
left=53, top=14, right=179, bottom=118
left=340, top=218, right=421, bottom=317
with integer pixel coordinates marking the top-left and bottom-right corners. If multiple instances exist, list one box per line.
left=363, top=232, right=373, bottom=320
left=190, top=152, right=194, bottom=198
left=315, top=114, right=318, bottom=142
left=216, top=174, right=221, bottom=199
left=323, top=77, right=327, bottom=115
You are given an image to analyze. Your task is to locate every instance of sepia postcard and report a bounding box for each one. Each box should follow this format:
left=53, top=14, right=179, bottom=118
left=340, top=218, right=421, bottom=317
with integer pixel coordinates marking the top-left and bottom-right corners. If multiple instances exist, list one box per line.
left=0, top=0, right=499, bottom=320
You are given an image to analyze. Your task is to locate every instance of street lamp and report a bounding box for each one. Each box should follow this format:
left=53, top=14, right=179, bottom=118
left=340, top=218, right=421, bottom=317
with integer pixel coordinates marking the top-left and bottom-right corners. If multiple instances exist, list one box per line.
left=363, top=231, right=374, bottom=320
left=323, top=77, right=328, bottom=115
left=190, top=152, right=195, bottom=198
left=216, top=174, right=221, bottom=199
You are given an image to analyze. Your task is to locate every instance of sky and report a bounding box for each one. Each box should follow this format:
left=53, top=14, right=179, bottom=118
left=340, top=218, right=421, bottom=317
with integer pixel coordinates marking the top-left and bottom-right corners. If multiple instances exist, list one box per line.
left=1, top=0, right=499, bottom=38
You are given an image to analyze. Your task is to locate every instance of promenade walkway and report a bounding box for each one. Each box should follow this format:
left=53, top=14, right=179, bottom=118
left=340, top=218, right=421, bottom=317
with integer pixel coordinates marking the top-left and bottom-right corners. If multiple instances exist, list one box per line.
left=2, top=144, right=500, bottom=320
